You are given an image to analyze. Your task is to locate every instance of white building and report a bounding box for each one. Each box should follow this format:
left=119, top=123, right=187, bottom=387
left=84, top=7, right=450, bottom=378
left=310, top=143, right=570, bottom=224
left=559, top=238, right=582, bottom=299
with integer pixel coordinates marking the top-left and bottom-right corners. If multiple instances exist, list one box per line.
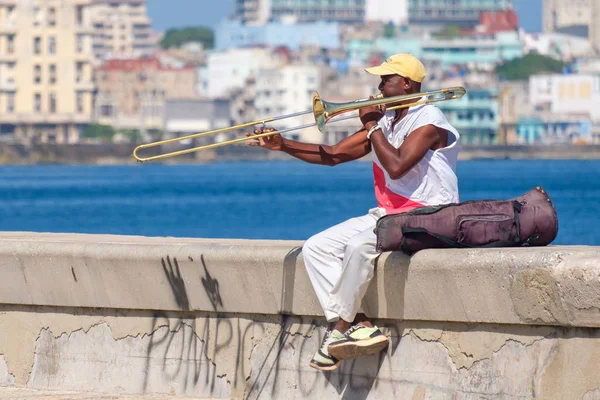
left=198, top=48, right=287, bottom=98
left=254, top=65, right=322, bottom=143
left=365, top=0, right=408, bottom=25
left=521, top=32, right=593, bottom=60
left=529, top=73, right=600, bottom=121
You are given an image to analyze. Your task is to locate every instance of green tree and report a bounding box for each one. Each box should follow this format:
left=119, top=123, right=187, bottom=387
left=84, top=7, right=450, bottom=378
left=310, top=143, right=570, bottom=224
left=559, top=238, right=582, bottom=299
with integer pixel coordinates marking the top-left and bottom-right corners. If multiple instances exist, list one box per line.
left=160, top=26, right=214, bottom=50
left=383, top=22, right=396, bottom=38
left=119, top=129, right=142, bottom=142
left=82, top=124, right=115, bottom=141
left=433, top=25, right=461, bottom=39
left=496, top=53, right=565, bottom=81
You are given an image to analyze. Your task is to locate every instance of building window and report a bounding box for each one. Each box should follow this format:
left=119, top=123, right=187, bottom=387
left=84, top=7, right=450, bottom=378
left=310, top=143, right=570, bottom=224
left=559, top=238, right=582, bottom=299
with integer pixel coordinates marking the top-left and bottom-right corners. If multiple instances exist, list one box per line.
left=76, top=62, right=84, bottom=82
left=34, top=65, right=41, bottom=84
left=76, top=92, right=84, bottom=113
left=6, top=93, right=14, bottom=113
left=48, top=36, right=56, bottom=55
left=34, top=93, right=42, bottom=113
left=33, top=6, right=41, bottom=26
left=34, top=37, right=42, bottom=54
left=49, top=64, right=56, bottom=84
left=49, top=93, right=57, bottom=113
left=76, top=34, right=84, bottom=53
left=100, top=105, right=113, bottom=117
left=48, top=7, right=56, bottom=26
left=7, top=35, right=15, bottom=54
left=76, top=5, right=84, bottom=26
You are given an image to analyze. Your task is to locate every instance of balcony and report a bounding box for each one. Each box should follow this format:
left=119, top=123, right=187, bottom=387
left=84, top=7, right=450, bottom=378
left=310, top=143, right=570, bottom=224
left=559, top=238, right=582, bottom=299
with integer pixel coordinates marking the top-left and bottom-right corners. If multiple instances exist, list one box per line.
left=0, top=80, right=16, bottom=91
left=0, top=20, right=16, bottom=33
left=0, top=113, right=92, bottom=125
left=74, top=80, right=96, bottom=91
left=0, top=52, right=17, bottom=62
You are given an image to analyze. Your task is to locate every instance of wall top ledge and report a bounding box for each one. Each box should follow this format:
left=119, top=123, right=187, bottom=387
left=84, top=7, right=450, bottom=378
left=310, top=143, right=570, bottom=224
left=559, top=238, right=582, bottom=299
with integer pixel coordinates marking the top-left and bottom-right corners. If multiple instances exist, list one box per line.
left=1, top=231, right=599, bottom=328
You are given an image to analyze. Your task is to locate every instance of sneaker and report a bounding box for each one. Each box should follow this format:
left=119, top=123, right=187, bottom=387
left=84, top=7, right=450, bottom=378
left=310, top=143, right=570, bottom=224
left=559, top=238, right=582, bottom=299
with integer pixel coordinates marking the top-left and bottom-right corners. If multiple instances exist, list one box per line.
left=327, top=324, right=389, bottom=360
left=309, top=329, right=343, bottom=371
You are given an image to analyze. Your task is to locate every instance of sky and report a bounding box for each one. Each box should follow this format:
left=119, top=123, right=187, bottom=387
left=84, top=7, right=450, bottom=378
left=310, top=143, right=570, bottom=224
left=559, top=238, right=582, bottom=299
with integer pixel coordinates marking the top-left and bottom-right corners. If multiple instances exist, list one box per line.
left=146, top=0, right=543, bottom=33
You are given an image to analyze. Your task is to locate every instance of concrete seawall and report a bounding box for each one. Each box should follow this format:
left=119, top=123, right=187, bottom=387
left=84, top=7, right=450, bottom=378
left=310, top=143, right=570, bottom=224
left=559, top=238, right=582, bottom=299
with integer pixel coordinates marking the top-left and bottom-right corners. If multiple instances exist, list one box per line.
left=1, top=232, right=600, bottom=399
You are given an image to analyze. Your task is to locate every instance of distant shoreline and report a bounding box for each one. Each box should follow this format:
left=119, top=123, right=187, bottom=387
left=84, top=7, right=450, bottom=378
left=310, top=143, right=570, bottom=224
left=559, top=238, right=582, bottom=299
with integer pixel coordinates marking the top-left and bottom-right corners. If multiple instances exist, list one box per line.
left=1, top=143, right=600, bottom=165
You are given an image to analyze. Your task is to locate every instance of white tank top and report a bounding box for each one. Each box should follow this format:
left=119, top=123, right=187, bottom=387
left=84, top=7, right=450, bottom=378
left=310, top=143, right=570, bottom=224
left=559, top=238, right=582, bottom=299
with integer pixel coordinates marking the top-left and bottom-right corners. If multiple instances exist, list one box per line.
left=371, top=103, right=461, bottom=210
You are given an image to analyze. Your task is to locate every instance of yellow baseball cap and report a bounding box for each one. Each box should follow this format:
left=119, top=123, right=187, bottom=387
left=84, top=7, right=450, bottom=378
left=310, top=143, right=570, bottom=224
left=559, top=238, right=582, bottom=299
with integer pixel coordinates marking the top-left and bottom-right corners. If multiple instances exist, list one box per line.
left=365, top=53, right=426, bottom=83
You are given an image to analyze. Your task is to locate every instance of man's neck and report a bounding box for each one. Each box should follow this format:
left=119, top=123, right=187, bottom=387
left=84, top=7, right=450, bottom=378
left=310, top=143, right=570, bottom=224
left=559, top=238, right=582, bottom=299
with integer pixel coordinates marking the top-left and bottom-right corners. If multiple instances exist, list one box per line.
left=394, top=107, right=409, bottom=122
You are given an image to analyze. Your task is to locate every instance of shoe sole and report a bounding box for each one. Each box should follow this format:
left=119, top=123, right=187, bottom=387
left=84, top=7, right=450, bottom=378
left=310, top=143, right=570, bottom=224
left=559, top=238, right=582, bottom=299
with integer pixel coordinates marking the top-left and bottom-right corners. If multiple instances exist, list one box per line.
left=328, top=335, right=389, bottom=360
left=309, top=359, right=341, bottom=371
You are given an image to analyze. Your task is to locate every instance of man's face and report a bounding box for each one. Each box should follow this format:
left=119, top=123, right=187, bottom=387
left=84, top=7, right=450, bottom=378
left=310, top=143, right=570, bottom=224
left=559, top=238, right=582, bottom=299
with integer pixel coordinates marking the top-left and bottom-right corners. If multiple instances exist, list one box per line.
left=378, top=74, right=411, bottom=98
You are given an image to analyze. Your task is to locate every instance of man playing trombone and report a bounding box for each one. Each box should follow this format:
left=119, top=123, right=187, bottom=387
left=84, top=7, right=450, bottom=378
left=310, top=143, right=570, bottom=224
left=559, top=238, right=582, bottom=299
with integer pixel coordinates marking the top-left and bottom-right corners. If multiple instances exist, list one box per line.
left=246, top=53, right=462, bottom=371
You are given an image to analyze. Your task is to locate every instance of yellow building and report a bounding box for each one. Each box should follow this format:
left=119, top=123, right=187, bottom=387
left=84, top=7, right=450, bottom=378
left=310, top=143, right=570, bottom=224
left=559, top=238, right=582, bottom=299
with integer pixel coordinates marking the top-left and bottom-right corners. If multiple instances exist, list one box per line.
left=0, top=0, right=95, bottom=143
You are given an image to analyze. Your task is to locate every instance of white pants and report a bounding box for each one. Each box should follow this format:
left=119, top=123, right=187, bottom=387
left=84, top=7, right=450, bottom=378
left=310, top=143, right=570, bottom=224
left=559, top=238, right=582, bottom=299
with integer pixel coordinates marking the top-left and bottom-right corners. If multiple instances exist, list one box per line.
left=302, top=207, right=386, bottom=323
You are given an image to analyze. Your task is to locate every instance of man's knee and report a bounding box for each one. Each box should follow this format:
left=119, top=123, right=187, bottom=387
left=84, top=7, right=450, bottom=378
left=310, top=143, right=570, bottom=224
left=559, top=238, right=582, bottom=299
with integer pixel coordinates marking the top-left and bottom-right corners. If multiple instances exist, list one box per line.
left=302, top=233, right=323, bottom=263
left=345, top=234, right=375, bottom=258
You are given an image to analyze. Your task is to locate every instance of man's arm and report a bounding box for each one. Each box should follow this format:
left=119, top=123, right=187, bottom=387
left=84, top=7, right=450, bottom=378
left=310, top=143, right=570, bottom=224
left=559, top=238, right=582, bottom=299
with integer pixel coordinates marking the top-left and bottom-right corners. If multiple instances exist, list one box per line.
left=247, top=127, right=371, bottom=166
left=366, top=122, right=442, bottom=179
left=281, top=128, right=371, bottom=166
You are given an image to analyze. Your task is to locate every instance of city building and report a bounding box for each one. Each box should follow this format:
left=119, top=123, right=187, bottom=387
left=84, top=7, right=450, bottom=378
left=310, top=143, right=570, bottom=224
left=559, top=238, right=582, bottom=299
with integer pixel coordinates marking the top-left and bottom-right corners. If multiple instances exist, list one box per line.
left=199, top=47, right=288, bottom=98
left=408, top=0, right=512, bottom=29
left=94, top=57, right=198, bottom=130
left=591, top=0, right=600, bottom=53
left=543, top=0, right=590, bottom=34
left=89, top=0, right=155, bottom=61
left=497, top=81, right=531, bottom=144
left=516, top=114, right=593, bottom=144
left=421, top=31, right=522, bottom=70
left=436, top=85, right=500, bottom=145
left=529, top=73, right=600, bottom=121
left=521, top=32, right=593, bottom=60
left=233, top=0, right=366, bottom=25
left=0, top=0, right=96, bottom=144
left=543, top=0, right=600, bottom=53
left=254, top=64, right=322, bottom=142
left=215, top=20, right=340, bottom=51
left=365, top=0, right=408, bottom=25
left=163, top=98, right=232, bottom=160
left=346, top=31, right=522, bottom=70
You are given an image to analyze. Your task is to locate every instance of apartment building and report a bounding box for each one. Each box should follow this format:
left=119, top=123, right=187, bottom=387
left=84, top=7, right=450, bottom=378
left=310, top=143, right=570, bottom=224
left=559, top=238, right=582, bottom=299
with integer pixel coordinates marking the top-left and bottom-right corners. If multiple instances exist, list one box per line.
left=591, top=0, right=600, bottom=53
left=408, top=0, right=511, bottom=28
left=94, top=57, right=197, bottom=130
left=233, top=0, right=366, bottom=25
left=0, top=0, right=95, bottom=144
left=365, top=0, right=407, bottom=25
left=543, top=0, right=590, bottom=33
left=543, top=0, right=600, bottom=52
left=90, top=0, right=155, bottom=61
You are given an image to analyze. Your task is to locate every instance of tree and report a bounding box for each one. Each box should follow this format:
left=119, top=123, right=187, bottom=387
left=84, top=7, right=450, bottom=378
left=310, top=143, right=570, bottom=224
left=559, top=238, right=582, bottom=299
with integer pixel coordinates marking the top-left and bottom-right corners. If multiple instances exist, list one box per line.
left=82, top=124, right=115, bottom=141
left=432, top=25, right=461, bottom=39
left=496, top=53, right=565, bottom=81
left=160, top=27, right=214, bottom=50
left=383, top=22, right=396, bottom=38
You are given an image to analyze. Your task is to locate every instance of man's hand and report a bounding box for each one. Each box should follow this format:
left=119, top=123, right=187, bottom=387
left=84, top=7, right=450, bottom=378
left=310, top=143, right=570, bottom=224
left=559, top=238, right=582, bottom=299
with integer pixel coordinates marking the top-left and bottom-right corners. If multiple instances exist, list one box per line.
left=359, top=96, right=385, bottom=128
left=245, top=127, right=284, bottom=151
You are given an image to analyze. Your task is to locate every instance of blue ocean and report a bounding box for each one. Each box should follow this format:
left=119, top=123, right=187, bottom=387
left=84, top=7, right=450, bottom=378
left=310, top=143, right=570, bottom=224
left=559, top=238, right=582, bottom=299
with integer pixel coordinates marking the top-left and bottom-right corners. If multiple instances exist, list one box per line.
left=0, top=160, right=598, bottom=245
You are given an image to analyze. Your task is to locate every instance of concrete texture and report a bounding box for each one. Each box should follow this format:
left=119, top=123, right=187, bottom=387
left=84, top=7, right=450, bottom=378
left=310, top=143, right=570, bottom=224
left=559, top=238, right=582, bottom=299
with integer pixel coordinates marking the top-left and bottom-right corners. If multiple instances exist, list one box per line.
left=0, top=232, right=600, bottom=398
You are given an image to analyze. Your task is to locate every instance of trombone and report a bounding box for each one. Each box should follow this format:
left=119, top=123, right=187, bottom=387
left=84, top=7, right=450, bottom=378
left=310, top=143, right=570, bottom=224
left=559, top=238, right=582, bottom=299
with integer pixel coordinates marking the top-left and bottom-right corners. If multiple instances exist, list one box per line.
left=132, top=86, right=466, bottom=162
